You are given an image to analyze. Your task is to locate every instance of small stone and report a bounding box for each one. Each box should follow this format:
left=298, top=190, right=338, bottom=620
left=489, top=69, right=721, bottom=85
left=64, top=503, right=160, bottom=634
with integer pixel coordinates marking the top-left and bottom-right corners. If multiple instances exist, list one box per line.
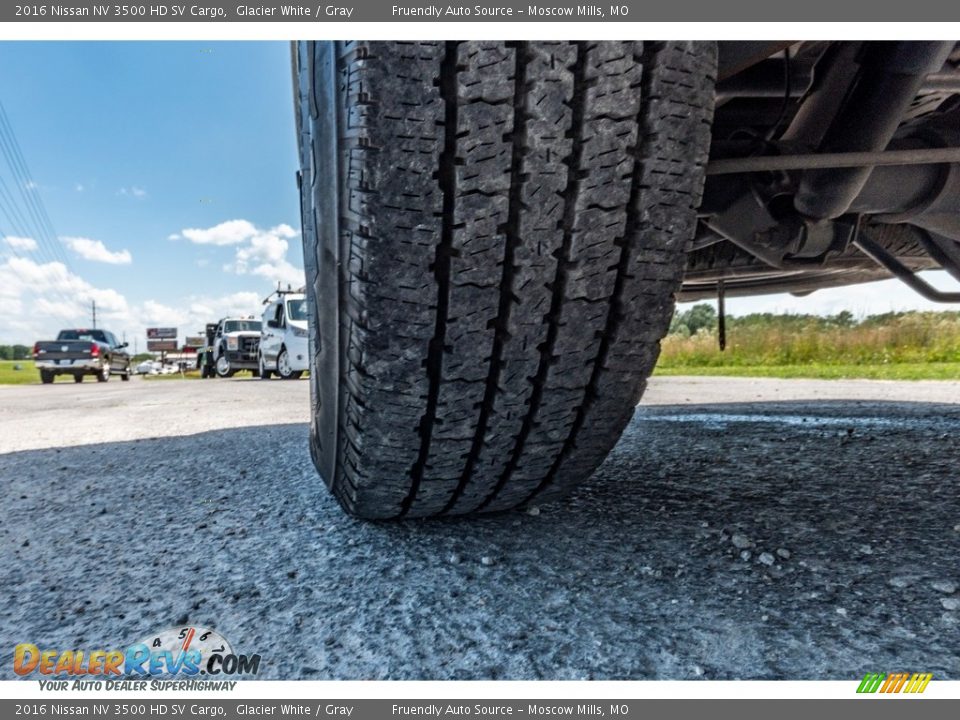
left=940, top=597, right=960, bottom=611
left=776, top=548, right=791, bottom=560
left=954, top=524, right=960, bottom=532
left=758, top=552, right=775, bottom=566
left=761, top=615, right=769, bottom=622
left=889, top=576, right=911, bottom=589
left=836, top=607, right=848, bottom=617
left=480, top=556, right=496, bottom=567
left=858, top=544, right=873, bottom=555
left=740, top=550, right=752, bottom=562
left=732, top=534, right=752, bottom=549
left=932, top=580, right=957, bottom=594
left=527, top=507, right=540, bottom=517
left=448, top=553, right=462, bottom=565
left=693, top=665, right=704, bottom=676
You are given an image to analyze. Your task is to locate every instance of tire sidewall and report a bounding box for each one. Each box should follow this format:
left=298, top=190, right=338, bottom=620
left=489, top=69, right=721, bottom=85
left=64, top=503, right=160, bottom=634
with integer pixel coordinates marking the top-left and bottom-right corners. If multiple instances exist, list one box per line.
left=277, top=347, right=295, bottom=379
left=216, top=350, right=231, bottom=378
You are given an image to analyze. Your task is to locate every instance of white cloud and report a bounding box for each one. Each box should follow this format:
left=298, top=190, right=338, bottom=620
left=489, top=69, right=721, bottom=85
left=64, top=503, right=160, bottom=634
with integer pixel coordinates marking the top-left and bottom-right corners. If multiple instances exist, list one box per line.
left=172, top=219, right=304, bottom=288
left=0, top=255, right=268, bottom=346
left=0, top=257, right=132, bottom=342
left=75, top=183, right=85, bottom=193
left=62, top=236, right=133, bottom=265
left=187, top=291, right=262, bottom=321
left=3, top=236, right=38, bottom=252
left=117, top=186, right=147, bottom=198
left=170, top=219, right=258, bottom=246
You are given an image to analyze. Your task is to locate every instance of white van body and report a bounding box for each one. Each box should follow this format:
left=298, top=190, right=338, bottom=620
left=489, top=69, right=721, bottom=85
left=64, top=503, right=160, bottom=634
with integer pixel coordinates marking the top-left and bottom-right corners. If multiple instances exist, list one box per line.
left=259, top=293, right=309, bottom=379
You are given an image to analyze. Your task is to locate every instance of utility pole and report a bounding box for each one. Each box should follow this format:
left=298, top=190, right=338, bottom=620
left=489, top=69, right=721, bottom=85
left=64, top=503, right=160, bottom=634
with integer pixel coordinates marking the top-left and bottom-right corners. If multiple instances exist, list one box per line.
left=91, top=300, right=97, bottom=329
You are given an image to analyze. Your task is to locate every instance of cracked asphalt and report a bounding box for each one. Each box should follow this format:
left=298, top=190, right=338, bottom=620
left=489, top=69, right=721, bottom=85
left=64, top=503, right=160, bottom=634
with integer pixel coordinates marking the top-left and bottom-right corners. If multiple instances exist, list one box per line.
left=1, top=376, right=959, bottom=680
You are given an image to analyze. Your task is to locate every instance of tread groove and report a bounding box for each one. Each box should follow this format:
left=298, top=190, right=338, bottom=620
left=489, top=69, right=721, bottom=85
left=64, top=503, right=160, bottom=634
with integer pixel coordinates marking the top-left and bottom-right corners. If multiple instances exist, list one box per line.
left=438, top=42, right=528, bottom=516
left=522, top=43, right=652, bottom=506
left=473, top=41, right=589, bottom=513
left=401, top=41, right=460, bottom=517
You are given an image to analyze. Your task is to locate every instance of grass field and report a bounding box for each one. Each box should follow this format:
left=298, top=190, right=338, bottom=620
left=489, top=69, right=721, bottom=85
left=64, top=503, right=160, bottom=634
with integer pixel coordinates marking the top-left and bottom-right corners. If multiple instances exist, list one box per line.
left=656, top=310, right=960, bottom=381
left=0, top=360, right=280, bottom=384
left=0, top=360, right=141, bottom=384
left=654, top=362, right=960, bottom=381
left=0, top=360, right=57, bottom=384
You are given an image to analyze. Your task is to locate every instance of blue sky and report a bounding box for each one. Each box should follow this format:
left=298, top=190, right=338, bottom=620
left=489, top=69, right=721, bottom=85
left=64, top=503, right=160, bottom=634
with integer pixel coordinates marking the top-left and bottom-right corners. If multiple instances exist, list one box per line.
left=0, top=40, right=955, bottom=346
left=0, top=41, right=301, bottom=345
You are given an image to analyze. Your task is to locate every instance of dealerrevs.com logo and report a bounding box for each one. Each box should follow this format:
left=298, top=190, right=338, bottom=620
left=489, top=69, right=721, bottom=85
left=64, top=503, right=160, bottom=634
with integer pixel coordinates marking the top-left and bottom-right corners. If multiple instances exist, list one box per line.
left=14, top=626, right=261, bottom=685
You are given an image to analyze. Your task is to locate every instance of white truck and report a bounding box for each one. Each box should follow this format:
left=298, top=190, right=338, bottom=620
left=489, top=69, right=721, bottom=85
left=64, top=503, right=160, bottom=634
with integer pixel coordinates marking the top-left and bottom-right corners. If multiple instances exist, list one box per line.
left=210, top=317, right=262, bottom=378
left=258, top=288, right=309, bottom=380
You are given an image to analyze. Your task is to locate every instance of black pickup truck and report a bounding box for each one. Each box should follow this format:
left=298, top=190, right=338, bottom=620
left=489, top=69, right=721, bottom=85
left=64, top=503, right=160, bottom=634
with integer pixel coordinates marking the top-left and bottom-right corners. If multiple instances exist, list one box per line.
left=32, top=328, right=132, bottom=384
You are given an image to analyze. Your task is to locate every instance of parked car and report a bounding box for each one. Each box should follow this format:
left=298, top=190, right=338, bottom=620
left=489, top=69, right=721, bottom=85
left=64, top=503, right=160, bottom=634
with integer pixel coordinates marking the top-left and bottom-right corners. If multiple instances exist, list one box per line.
left=135, top=360, right=158, bottom=375
left=210, top=317, right=261, bottom=378
left=259, top=288, right=309, bottom=380
left=33, top=328, right=131, bottom=384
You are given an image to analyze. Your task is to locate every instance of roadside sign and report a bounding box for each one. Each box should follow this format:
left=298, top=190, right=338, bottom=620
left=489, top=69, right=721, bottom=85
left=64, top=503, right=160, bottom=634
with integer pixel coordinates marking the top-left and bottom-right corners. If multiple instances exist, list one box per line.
left=184, top=336, right=206, bottom=348
left=147, top=340, right=178, bottom=352
left=147, top=327, right=177, bottom=339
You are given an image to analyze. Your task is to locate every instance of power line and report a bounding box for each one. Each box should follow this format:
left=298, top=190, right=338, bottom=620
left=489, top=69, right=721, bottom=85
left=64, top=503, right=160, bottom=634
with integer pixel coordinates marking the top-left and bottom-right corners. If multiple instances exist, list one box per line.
left=0, top=103, right=73, bottom=269
left=0, top=99, right=88, bottom=328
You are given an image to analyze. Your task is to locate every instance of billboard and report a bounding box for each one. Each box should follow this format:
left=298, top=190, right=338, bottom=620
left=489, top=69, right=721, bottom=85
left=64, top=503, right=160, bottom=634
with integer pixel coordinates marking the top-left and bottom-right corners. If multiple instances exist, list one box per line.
left=147, top=340, right=178, bottom=352
left=184, top=336, right=206, bottom=348
left=146, top=327, right=177, bottom=340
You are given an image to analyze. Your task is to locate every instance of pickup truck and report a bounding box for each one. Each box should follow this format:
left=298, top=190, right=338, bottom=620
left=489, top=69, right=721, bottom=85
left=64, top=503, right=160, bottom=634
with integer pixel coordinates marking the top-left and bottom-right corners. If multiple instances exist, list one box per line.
left=210, top=317, right=262, bottom=378
left=32, top=328, right=132, bottom=384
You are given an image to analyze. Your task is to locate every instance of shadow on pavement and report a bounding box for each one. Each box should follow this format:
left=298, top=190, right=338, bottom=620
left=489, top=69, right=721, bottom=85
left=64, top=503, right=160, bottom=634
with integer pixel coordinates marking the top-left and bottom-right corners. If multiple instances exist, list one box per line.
left=1, top=400, right=958, bottom=680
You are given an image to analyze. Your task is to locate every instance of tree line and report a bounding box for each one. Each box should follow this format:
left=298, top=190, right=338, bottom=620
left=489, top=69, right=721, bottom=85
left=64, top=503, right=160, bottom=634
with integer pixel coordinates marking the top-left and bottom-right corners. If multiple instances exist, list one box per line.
left=0, top=345, right=31, bottom=360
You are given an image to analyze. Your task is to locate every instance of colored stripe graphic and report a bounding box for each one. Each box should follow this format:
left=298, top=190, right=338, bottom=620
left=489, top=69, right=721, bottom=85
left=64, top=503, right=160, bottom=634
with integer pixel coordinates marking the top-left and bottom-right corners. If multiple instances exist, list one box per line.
left=857, top=673, right=884, bottom=693
left=905, top=673, right=933, bottom=693
left=857, top=672, right=932, bottom=694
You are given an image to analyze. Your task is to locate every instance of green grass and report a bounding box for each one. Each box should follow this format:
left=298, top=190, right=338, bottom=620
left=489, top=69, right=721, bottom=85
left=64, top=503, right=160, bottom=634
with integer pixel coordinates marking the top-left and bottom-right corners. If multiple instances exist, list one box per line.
left=0, top=359, right=146, bottom=384
left=654, top=362, right=960, bottom=381
left=657, top=310, right=960, bottom=380
left=0, top=360, right=71, bottom=384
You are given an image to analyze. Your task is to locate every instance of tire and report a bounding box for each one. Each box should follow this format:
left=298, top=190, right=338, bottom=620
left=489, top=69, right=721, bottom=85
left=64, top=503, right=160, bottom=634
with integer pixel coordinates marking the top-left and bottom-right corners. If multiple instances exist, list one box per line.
left=215, top=351, right=231, bottom=378
left=276, top=347, right=301, bottom=380
left=73, top=374, right=83, bottom=384
left=259, top=354, right=273, bottom=380
left=121, top=370, right=131, bottom=382
left=40, top=370, right=54, bottom=384
left=96, top=363, right=110, bottom=382
left=297, top=41, right=716, bottom=519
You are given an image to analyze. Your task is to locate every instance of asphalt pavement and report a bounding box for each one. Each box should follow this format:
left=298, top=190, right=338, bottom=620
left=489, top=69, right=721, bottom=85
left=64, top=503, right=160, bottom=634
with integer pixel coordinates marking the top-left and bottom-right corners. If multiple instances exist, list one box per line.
left=1, top=376, right=959, bottom=679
